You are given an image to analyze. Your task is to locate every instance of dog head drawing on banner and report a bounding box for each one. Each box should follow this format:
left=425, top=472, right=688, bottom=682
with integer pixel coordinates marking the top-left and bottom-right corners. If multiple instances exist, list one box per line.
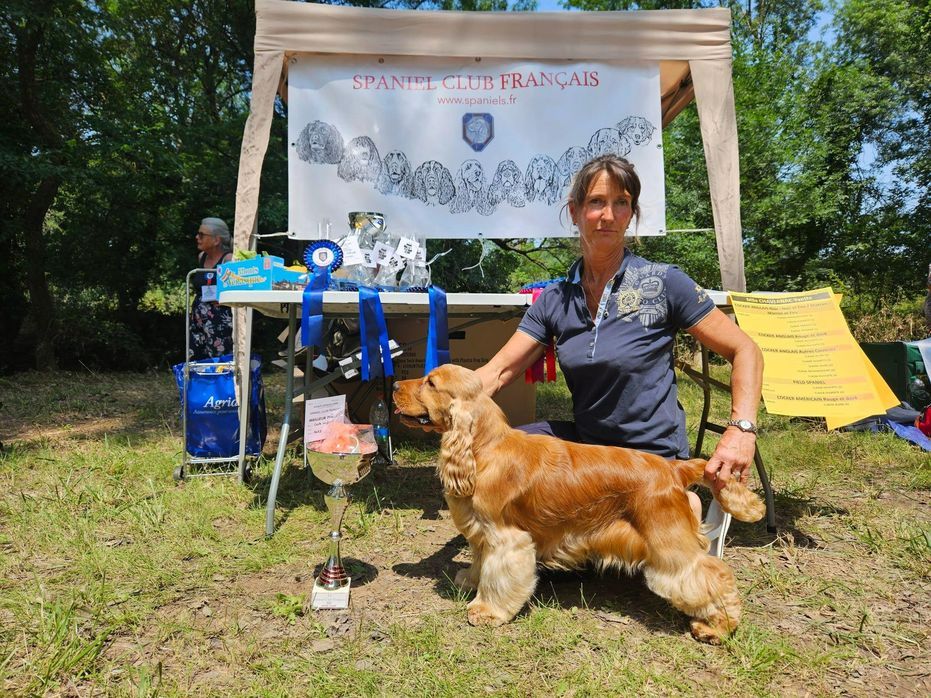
left=616, top=116, right=656, bottom=146
left=296, top=120, right=344, bottom=164
left=338, top=136, right=382, bottom=183
left=487, top=160, right=526, bottom=209
left=524, top=155, right=560, bottom=205
left=588, top=127, right=632, bottom=159
left=376, top=150, right=415, bottom=198
left=556, top=146, right=589, bottom=192
left=451, top=160, right=492, bottom=215
left=412, top=160, right=456, bottom=206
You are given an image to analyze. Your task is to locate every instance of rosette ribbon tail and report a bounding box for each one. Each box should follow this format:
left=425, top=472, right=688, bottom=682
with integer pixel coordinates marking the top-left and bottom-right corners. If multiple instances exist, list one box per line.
left=358, top=286, right=394, bottom=382
left=425, top=286, right=450, bottom=373
left=301, top=266, right=330, bottom=351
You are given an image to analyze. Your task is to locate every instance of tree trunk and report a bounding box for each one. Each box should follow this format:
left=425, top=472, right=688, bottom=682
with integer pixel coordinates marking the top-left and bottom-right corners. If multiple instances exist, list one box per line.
left=15, top=12, right=63, bottom=370
left=22, top=175, right=61, bottom=371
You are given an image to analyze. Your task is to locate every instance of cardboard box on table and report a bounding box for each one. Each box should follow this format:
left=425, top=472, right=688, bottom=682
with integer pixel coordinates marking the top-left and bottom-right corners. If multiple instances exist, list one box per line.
left=217, top=256, right=309, bottom=293
left=332, top=316, right=536, bottom=438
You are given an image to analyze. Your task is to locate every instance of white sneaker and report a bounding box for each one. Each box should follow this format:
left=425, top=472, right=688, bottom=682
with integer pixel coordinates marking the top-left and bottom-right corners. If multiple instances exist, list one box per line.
left=701, top=499, right=732, bottom=558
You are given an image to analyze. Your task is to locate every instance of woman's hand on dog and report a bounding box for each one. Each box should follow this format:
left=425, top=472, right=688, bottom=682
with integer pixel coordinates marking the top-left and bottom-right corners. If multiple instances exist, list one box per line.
left=704, top=428, right=756, bottom=493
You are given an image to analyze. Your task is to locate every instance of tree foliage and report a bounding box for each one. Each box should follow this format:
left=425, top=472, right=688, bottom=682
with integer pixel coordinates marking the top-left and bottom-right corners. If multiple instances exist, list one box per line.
left=508, top=0, right=928, bottom=306
left=2, top=0, right=262, bottom=371
left=1, top=0, right=927, bottom=372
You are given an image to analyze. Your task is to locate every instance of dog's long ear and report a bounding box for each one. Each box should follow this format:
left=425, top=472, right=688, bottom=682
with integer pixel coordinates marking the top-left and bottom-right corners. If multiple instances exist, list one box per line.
left=438, top=398, right=475, bottom=497
left=411, top=164, right=425, bottom=202
left=438, top=166, right=456, bottom=205
left=323, top=124, right=344, bottom=164
left=556, top=149, right=571, bottom=177
left=523, top=161, right=535, bottom=200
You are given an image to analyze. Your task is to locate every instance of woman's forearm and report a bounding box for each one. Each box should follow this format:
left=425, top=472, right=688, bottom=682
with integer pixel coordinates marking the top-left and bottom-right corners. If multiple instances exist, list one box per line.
left=728, top=338, right=763, bottom=422
left=475, top=331, right=545, bottom=397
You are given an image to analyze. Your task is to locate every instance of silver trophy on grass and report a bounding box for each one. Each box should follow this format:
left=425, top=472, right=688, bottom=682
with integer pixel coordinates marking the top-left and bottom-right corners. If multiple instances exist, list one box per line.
left=307, top=444, right=374, bottom=609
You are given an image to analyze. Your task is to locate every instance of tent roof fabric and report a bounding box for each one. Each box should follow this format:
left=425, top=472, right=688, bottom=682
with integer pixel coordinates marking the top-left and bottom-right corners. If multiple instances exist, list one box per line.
left=255, top=1, right=732, bottom=61
left=254, top=1, right=731, bottom=126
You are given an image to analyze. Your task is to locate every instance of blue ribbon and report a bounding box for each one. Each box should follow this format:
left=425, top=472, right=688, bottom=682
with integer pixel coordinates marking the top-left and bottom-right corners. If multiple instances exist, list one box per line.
left=301, top=266, right=330, bottom=350
left=425, top=286, right=450, bottom=373
left=358, top=286, right=394, bottom=381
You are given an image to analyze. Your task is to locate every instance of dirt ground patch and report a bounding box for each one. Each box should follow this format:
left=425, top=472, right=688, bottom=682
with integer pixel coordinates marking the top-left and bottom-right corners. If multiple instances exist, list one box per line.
left=2, top=370, right=929, bottom=696
left=91, top=455, right=931, bottom=696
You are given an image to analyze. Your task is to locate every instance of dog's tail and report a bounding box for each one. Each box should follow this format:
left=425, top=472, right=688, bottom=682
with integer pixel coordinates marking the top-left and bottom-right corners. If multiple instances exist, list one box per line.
left=674, top=458, right=766, bottom=523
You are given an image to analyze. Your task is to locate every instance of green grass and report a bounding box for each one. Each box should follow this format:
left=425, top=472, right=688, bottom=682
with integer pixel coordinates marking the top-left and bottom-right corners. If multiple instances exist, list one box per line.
left=0, top=367, right=929, bottom=696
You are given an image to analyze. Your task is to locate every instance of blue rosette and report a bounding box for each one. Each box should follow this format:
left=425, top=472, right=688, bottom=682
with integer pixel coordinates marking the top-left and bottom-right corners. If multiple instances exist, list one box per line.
left=303, top=240, right=344, bottom=273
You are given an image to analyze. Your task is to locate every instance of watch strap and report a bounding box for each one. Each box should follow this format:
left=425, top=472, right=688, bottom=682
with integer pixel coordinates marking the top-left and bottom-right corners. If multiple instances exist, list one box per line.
left=726, top=419, right=757, bottom=434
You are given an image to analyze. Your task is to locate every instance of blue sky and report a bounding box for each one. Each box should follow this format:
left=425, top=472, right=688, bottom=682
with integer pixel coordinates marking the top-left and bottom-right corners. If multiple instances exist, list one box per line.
left=535, top=0, right=571, bottom=10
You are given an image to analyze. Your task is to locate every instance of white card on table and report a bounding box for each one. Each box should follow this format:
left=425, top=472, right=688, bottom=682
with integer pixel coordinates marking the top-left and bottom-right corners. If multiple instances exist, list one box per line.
left=340, top=236, right=366, bottom=266
left=395, top=237, right=419, bottom=260
left=385, top=254, right=406, bottom=274
left=360, top=248, right=377, bottom=268
left=372, top=242, right=395, bottom=265
left=304, top=395, right=347, bottom=442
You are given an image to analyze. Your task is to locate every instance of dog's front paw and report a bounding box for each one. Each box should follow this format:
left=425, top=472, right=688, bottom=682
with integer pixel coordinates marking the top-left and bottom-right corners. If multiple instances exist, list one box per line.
left=454, top=567, right=478, bottom=591
left=467, top=600, right=510, bottom=627
left=689, top=618, right=729, bottom=645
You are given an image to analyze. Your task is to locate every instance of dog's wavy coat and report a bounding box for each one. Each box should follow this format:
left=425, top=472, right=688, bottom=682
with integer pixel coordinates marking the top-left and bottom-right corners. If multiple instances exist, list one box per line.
left=394, top=364, right=765, bottom=643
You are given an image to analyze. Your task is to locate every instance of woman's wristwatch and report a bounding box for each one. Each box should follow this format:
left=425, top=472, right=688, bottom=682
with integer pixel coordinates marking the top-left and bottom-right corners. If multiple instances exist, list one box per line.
left=726, top=419, right=757, bottom=434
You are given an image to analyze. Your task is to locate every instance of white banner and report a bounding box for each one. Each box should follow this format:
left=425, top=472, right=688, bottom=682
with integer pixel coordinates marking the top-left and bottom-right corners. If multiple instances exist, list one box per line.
left=288, top=56, right=665, bottom=240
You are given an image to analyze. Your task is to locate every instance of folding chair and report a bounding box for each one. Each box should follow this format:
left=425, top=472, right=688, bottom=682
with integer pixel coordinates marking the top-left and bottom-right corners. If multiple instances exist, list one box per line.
left=677, top=345, right=778, bottom=557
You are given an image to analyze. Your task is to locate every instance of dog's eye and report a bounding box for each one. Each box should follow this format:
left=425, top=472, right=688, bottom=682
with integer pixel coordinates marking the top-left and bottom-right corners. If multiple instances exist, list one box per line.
left=426, top=377, right=435, bottom=388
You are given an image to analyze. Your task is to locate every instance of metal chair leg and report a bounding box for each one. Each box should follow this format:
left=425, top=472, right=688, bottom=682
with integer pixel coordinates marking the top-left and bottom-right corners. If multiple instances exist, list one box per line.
left=754, top=447, right=777, bottom=532
left=694, top=346, right=713, bottom=458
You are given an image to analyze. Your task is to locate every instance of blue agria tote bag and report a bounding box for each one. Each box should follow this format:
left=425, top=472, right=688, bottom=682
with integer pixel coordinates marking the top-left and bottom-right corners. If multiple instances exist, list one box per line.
left=172, top=354, right=267, bottom=458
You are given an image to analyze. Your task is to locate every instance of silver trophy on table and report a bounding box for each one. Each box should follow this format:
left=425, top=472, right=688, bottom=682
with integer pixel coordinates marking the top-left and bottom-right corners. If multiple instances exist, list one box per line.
left=334, top=211, right=386, bottom=287
left=348, top=210, right=386, bottom=239
left=307, top=446, right=374, bottom=609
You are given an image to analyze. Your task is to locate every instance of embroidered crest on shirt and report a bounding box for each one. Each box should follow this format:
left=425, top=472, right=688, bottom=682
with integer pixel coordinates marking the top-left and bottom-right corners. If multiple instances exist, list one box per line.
left=615, top=288, right=642, bottom=317
left=695, top=285, right=708, bottom=304
left=615, top=263, right=669, bottom=326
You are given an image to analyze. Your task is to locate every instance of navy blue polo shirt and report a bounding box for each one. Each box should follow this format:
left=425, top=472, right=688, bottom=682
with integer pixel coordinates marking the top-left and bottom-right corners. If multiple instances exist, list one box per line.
left=518, top=252, right=715, bottom=458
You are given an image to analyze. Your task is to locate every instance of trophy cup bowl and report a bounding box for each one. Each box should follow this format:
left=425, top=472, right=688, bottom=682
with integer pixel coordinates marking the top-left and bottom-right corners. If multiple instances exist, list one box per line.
left=307, top=448, right=374, bottom=608
left=347, top=211, right=386, bottom=238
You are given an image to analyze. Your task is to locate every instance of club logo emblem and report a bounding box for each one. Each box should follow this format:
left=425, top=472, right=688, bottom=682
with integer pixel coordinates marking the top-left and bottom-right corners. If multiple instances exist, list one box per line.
left=462, top=113, right=494, bottom=152
left=303, top=240, right=344, bottom=272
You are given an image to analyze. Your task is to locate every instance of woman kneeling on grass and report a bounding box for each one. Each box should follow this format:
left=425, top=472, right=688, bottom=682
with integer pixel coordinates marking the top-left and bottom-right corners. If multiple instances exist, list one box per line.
left=475, top=155, right=764, bottom=525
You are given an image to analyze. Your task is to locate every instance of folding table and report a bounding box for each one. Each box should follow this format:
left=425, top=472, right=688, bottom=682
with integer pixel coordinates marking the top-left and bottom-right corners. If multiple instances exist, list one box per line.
left=221, top=290, right=532, bottom=536
left=221, top=288, right=775, bottom=539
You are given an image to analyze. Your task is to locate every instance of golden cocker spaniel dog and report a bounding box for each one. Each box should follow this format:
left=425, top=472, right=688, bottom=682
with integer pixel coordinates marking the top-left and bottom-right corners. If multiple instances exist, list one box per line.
left=394, top=364, right=765, bottom=643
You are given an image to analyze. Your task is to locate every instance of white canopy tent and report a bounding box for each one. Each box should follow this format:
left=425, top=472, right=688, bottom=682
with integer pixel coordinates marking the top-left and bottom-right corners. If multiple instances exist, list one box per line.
left=228, top=0, right=748, bottom=476
left=234, top=0, right=746, bottom=291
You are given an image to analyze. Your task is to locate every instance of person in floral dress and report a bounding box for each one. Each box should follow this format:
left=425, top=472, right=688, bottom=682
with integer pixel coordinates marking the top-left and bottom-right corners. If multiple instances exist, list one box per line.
left=189, top=217, right=234, bottom=359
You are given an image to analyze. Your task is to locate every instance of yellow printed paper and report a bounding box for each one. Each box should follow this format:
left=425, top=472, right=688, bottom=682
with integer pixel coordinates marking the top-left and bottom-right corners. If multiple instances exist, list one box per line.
left=730, top=288, right=899, bottom=426
left=825, top=336, right=900, bottom=429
